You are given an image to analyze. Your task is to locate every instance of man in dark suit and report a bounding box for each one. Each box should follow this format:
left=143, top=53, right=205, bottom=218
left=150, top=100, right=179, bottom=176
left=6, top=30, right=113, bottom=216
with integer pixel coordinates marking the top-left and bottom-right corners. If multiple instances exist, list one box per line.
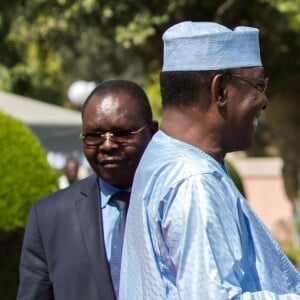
left=17, top=79, right=158, bottom=300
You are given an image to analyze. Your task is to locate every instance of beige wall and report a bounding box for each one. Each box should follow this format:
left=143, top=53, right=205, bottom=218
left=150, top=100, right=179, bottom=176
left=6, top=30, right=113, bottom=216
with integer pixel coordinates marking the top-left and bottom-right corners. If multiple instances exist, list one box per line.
left=227, top=154, right=294, bottom=248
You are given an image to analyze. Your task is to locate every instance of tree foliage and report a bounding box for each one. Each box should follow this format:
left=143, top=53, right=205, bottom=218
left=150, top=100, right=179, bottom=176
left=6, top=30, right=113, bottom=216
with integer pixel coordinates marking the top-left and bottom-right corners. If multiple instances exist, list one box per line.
left=1, top=0, right=300, bottom=200
left=263, top=0, right=300, bottom=31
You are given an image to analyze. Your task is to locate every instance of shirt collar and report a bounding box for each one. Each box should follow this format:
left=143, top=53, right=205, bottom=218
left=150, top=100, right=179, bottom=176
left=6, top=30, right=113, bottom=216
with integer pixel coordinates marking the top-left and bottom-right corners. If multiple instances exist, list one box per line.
left=98, top=178, right=131, bottom=208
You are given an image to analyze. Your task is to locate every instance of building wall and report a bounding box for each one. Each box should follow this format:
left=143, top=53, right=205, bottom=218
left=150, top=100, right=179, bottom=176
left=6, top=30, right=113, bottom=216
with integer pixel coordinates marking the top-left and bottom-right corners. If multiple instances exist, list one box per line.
left=227, top=154, right=294, bottom=248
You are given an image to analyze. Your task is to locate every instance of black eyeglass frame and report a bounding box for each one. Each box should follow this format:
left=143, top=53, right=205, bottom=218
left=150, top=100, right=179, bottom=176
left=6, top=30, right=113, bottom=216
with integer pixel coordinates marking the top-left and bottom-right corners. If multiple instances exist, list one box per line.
left=224, top=73, right=269, bottom=94
left=79, top=123, right=149, bottom=148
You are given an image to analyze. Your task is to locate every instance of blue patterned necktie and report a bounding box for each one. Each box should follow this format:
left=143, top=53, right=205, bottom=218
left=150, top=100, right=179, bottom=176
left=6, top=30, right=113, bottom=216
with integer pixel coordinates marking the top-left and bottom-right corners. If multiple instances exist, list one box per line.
left=109, top=191, right=130, bottom=298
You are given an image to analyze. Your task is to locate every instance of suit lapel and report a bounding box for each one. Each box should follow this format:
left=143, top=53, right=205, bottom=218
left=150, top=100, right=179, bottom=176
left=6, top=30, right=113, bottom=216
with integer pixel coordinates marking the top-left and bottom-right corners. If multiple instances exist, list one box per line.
left=75, top=175, right=115, bottom=299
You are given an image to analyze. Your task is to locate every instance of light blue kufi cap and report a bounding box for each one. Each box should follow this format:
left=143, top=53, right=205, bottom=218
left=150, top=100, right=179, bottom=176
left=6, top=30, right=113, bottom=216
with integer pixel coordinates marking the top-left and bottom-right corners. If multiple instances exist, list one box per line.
left=162, top=21, right=262, bottom=71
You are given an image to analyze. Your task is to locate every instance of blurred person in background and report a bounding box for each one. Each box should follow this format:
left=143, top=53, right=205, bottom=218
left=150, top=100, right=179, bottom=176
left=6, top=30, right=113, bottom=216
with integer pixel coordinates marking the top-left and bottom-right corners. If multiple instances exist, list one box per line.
left=58, top=155, right=81, bottom=189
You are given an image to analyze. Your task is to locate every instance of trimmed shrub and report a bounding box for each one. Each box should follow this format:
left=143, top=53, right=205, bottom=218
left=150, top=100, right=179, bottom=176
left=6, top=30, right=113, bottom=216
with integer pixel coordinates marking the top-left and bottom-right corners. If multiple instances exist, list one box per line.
left=0, top=111, right=58, bottom=299
left=0, top=112, right=58, bottom=233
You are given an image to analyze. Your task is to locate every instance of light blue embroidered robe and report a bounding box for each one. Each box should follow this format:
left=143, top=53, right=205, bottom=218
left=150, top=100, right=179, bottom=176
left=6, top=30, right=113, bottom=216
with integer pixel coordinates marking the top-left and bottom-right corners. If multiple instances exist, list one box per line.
left=120, top=131, right=300, bottom=299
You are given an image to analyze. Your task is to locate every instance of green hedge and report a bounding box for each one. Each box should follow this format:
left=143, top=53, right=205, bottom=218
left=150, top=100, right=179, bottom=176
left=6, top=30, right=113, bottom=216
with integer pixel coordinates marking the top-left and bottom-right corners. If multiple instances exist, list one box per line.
left=0, top=112, right=58, bottom=233
left=0, top=111, right=58, bottom=299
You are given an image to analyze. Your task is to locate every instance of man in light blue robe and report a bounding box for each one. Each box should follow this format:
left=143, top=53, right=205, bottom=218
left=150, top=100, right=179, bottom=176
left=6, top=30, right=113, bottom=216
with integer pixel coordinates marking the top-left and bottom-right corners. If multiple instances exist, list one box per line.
left=119, top=21, right=300, bottom=299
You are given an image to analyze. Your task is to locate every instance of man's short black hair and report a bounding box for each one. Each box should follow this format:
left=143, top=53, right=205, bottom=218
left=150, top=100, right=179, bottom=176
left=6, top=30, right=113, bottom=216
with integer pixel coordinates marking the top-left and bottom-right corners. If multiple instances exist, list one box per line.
left=159, top=71, right=219, bottom=108
left=82, top=79, right=153, bottom=123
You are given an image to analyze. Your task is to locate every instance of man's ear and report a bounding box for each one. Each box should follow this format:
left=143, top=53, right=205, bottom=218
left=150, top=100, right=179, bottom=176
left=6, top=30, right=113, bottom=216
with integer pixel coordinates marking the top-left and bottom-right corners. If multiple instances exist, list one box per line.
left=211, top=74, right=228, bottom=108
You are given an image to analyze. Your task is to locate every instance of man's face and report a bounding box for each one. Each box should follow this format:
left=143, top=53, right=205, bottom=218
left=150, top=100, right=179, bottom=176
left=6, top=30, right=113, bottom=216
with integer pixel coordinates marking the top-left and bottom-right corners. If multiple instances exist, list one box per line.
left=225, top=67, right=268, bottom=152
left=81, top=91, right=155, bottom=189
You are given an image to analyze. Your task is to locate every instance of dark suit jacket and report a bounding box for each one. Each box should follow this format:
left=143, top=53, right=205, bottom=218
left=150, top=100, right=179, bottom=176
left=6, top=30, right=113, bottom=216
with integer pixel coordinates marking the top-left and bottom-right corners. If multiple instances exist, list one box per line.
left=17, top=174, right=116, bottom=300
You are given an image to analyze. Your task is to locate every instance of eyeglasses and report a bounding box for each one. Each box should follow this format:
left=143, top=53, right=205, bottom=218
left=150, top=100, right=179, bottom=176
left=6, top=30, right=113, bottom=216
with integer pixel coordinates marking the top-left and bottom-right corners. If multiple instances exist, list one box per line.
left=226, top=73, right=269, bottom=94
left=79, top=124, right=149, bottom=148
